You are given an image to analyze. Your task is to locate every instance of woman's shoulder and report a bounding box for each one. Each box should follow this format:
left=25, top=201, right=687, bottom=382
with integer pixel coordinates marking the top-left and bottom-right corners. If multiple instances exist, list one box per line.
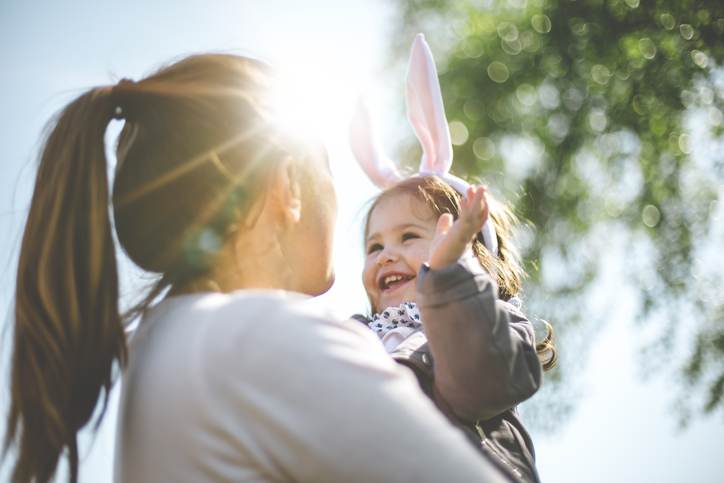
left=169, top=291, right=400, bottom=408
left=157, top=289, right=326, bottom=322
left=157, top=290, right=382, bottom=363
left=133, top=291, right=337, bottom=353
left=220, top=289, right=356, bottom=334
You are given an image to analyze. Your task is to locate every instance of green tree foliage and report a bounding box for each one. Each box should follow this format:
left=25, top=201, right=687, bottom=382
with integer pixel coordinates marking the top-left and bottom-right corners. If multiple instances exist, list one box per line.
left=391, top=0, right=724, bottom=426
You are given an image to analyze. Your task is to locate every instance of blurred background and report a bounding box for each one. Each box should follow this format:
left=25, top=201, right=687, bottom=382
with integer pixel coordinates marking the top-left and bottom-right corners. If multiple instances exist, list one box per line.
left=1, top=0, right=722, bottom=482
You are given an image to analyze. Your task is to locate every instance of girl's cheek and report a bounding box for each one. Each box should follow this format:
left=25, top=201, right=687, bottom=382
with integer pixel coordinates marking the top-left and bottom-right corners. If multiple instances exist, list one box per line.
left=362, top=263, right=376, bottom=292
left=415, top=245, right=431, bottom=269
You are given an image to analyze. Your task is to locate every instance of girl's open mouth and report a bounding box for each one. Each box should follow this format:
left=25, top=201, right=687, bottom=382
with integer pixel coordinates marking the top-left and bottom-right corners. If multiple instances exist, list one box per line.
left=379, top=273, right=415, bottom=293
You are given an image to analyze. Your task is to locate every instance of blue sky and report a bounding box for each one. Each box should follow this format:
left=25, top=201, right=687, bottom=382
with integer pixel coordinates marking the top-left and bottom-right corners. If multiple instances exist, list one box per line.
left=1, top=1, right=722, bottom=482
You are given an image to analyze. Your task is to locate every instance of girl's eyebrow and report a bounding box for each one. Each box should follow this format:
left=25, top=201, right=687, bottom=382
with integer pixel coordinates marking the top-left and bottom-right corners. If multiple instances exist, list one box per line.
left=366, top=223, right=429, bottom=243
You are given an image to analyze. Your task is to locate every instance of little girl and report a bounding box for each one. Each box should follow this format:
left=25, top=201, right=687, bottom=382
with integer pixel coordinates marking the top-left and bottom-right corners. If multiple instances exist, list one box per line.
left=354, top=176, right=555, bottom=483
left=349, top=34, right=556, bottom=483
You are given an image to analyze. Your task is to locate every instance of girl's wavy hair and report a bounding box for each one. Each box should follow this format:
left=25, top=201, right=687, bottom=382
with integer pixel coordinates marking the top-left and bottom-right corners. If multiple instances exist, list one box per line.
left=4, top=53, right=324, bottom=483
left=364, top=176, right=557, bottom=371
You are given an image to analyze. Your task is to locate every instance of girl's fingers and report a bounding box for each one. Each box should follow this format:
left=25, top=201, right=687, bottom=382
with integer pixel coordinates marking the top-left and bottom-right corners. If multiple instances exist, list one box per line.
left=430, top=213, right=466, bottom=269
left=430, top=185, right=491, bottom=270
left=466, top=185, right=484, bottom=208
left=460, top=185, right=488, bottom=228
left=434, top=213, right=454, bottom=238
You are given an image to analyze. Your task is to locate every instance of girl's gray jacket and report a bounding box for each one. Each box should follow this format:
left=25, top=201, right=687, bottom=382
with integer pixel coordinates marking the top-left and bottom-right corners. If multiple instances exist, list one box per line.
left=354, top=255, right=543, bottom=483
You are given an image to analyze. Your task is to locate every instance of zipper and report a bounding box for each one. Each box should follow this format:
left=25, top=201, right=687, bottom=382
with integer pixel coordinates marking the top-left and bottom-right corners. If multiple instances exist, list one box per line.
left=476, top=423, right=525, bottom=482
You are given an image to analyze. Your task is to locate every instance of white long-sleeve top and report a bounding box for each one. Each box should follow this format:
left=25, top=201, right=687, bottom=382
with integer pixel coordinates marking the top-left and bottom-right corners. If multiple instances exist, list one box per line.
left=114, top=290, right=507, bottom=483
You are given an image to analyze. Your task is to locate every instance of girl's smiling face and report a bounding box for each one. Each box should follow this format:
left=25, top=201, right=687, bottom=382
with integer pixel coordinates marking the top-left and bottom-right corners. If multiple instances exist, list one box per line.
left=363, top=193, right=437, bottom=314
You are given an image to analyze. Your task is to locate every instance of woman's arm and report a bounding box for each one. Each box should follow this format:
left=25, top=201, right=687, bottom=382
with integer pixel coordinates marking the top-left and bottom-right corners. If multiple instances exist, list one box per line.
left=416, top=255, right=543, bottom=422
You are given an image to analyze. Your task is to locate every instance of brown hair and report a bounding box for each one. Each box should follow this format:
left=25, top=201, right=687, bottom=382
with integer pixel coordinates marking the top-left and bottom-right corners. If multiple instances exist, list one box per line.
left=363, top=176, right=557, bottom=370
left=4, top=54, right=323, bottom=483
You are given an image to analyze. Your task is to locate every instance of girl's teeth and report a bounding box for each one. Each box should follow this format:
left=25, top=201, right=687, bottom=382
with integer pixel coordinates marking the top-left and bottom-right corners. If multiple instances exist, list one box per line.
left=382, top=274, right=411, bottom=290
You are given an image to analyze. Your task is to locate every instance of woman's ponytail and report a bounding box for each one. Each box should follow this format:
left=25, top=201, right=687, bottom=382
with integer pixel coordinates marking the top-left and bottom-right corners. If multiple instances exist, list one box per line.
left=4, top=54, right=298, bottom=483
left=4, top=86, right=127, bottom=483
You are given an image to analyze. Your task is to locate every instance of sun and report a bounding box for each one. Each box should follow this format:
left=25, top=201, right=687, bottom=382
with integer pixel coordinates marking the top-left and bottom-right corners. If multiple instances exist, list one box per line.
left=268, top=58, right=364, bottom=144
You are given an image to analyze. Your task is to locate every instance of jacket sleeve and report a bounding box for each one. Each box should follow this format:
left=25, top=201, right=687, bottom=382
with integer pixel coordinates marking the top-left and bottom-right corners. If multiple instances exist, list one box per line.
left=416, top=254, right=543, bottom=422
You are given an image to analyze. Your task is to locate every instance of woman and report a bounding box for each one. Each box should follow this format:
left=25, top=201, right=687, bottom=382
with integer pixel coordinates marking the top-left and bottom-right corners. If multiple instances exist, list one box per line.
left=4, top=54, right=509, bottom=483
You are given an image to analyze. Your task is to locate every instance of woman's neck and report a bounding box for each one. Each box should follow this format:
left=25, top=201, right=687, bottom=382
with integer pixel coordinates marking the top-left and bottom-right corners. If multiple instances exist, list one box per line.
left=170, top=233, right=296, bottom=296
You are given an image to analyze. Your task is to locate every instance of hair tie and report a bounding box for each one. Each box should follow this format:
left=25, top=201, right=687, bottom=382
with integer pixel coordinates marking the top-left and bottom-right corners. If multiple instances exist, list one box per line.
left=110, top=78, right=136, bottom=120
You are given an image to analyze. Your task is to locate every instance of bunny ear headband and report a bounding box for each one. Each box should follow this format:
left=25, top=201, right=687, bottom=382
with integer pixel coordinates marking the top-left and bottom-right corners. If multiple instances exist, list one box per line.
left=349, top=33, right=498, bottom=256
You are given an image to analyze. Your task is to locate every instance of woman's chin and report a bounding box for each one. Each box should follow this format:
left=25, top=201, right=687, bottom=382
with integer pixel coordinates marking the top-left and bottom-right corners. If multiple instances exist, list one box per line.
left=321, top=272, right=335, bottom=294
left=307, top=270, right=335, bottom=296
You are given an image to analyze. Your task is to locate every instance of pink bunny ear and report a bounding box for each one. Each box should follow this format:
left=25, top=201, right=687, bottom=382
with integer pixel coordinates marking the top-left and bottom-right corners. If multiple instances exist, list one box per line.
left=349, top=97, right=404, bottom=189
left=348, top=34, right=499, bottom=257
left=406, top=35, right=499, bottom=257
left=406, top=33, right=453, bottom=176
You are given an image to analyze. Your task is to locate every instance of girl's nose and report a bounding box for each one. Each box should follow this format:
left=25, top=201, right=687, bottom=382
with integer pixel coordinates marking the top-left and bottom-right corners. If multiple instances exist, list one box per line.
left=376, top=247, right=399, bottom=266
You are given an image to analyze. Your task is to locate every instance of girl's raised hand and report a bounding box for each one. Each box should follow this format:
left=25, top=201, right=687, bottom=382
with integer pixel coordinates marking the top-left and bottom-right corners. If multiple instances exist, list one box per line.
left=428, top=185, right=489, bottom=270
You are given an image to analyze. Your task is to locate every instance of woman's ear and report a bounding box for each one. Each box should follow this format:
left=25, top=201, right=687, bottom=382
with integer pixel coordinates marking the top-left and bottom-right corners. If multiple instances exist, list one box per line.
left=268, top=157, right=302, bottom=225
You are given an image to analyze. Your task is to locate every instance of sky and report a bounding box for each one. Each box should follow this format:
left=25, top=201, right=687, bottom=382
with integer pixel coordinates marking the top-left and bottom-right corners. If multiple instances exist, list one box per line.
left=1, top=1, right=723, bottom=482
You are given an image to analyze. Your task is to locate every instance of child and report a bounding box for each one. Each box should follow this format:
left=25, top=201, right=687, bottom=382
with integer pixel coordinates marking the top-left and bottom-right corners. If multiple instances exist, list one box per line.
left=349, top=34, right=556, bottom=483
left=355, top=176, right=556, bottom=483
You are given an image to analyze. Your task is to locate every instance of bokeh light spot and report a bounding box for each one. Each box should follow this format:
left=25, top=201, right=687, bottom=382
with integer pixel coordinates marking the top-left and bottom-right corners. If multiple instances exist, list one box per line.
left=588, top=109, right=608, bottom=132
left=497, top=22, right=519, bottom=42
left=538, top=83, right=560, bottom=109
left=678, top=133, right=691, bottom=154
left=642, top=204, right=661, bottom=227
left=679, top=23, right=695, bottom=40
left=660, top=13, right=675, bottom=30
left=691, top=50, right=709, bottom=68
left=638, top=38, right=657, bottom=59
left=516, top=83, right=537, bottom=106
left=591, top=64, right=612, bottom=85
left=473, top=137, right=496, bottom=160
left=449, top=120, right=469, bottom=146
left=487, top=61, right=510, bottom=83
left=531, top=14, right=552, bottom=33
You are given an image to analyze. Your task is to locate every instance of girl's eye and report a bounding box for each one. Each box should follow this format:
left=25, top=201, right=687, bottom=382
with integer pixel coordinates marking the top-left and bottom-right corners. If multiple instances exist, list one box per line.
left=367, top=243, right=383, bottom=255
left=401, top=232, right=420, bottom=242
